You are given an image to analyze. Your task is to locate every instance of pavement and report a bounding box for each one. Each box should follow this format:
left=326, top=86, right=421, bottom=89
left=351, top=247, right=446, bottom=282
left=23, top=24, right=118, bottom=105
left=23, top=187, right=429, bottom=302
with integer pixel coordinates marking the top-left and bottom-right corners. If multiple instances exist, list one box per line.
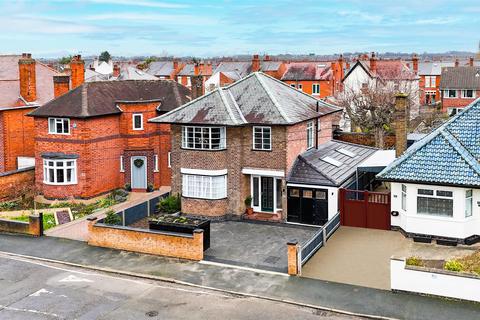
left=45, top=188, right=170, bottom=241
left=302, top=226, right=477, bottom=290
left=0, top=254, right=360, bottom=320
left=0, top=234, right=480, bottom=320
left=204, top=220, right=318, bottom=272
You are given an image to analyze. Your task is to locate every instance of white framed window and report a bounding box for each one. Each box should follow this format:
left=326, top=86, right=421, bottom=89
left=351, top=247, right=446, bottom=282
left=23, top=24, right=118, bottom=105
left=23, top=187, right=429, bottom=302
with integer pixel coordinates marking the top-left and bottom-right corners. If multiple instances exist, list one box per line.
left=177, top=76, right=182, bottom=83
left=132, top=113, right=143, bottom=130
left=290, top=84, right=296, bottom=88
left=154, top=154, right=159, bottom=172
left=312, top=83, right=320, bottom=95
left=48, top=117, right=70, bottom=134
left=297, top=83, right=303, bottom=91
left=43, top=159, right=77, bottom=185
left=465, top=190, right=473, bottom=217
left=430, top=76, right=436, bottom=87
left=253, top=126, right=272, bottom=150
left=417, top=188, right=453, bottom=217
left=182, top=174, right=227, bottom=199
left=120, top=156, right=124, bottom=172
left=167, top=152, right=171, bottom=168
left=424, top=76, right=430, bottom=88
left=401, top=184, right=407, bottom=211
left=181, top=126, right=226, bottom=150
left=445, top=90, right=457, bottom=98
left=307, top=121, right=314, bottom=149
left=187, top=77, right=191, bottom=87
left=461, top=90, right=475, bottom=98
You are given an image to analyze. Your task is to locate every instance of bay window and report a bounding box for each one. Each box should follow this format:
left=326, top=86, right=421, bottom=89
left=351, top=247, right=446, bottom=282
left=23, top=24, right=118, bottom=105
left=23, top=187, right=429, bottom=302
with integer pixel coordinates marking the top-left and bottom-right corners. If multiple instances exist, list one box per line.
left=182, top=174, right=227, bottom=199
left=43, top=159, right=77, bottom=185
left=417, top=188, right=453, bottom=217
left=48, top=118, right=70, bottom=134
left=182, top=126, right=226, bottom=150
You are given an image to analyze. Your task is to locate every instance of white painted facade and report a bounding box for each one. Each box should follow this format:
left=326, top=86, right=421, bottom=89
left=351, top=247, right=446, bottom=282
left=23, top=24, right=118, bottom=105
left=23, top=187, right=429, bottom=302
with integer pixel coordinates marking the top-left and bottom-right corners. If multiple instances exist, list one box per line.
left=286, top=183, right=339, bottom=221
left=391, top=258, right=480, bottom=303
left=390, top=182, right=480, bottom=239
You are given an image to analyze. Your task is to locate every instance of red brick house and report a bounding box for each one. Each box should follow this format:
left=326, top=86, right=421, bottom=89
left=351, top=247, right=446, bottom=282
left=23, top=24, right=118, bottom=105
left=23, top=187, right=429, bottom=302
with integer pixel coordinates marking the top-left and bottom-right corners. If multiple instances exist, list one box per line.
left=150, top=72, right=341, bottom=220
left=440, top=66, right=480, bottom=115
left=417, top=61, right=454, bottom=106
left=29, top=80, right=190, bottom=199
left=0, top=53, right=61, bottom=172
left=176, top=62, right=213, bottom=94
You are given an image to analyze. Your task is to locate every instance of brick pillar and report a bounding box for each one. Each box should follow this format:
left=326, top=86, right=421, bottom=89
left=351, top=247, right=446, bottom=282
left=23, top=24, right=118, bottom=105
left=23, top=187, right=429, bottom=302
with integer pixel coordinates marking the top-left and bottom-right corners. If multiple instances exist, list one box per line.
left=192, top=229, right=204, bottom=260
left=70, top=55, right=85, bottom=89
left=18, top=53, right=37, bottom=102
left=394, top=93, right=408, bottom=158
left=28, top=212, right=43, bottom=237
left=287, top=241, right=299, bottom=275
left=53, top=75, right=70, bottom=98
left=191, top=75, right=203, bottom=99
left=87, top=217, right=97, bottom=242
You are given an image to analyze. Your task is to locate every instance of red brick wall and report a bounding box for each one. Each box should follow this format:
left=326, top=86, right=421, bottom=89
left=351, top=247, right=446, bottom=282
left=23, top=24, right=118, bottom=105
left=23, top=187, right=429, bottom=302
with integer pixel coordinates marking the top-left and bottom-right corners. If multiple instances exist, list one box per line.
left=283, top=80, right=334, bottom=98
left=441, top=90, right=479, bottom=111
left=0, top=167, right=35, bottom=201
left=334, top=132, right=396, bottom=148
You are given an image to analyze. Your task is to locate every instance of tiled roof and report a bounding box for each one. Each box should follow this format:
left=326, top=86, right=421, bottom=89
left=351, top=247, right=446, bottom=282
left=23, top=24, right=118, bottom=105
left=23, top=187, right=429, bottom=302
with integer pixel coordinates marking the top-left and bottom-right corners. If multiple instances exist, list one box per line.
left=288, top=140, right=377, bottom=187
left=439, top=66, right=480, bottom=90
left=345, top=60, right=417, bottom=82
left=117, top=67, right=159, bottom=80
left=281, top=62, right=333, bottom=81
left=29, top=80, right=190, bottom=118
left=150, top=72, right=341, bottom=126
left=177, top=63, right=213, bottom=76
left=378, top=98, right=480, bottom=187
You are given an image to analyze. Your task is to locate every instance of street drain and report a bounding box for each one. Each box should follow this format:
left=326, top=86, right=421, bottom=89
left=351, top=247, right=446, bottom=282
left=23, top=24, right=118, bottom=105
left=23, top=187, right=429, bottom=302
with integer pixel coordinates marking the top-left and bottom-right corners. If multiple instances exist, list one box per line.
left=145, top=311, right=158, bottom=317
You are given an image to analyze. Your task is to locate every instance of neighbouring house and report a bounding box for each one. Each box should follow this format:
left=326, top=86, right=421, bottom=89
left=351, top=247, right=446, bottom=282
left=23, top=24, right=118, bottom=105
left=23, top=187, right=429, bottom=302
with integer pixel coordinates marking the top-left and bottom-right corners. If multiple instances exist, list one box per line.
left=116, top=66, right=159, bottom=81
left=0, top=53, right=61, bottom=172
left=439, top=65, right=480, bottom=115
left=377, top=98, right=480, bottom=244
left=418, top=61, right=454, bottom=107
left=29, top=80, right=190, bottom=199
left=145, top=61, right=185, bottom=80
left=150, top=72, right=342, bottom=220
left=176, top=62, right=213, bottom=93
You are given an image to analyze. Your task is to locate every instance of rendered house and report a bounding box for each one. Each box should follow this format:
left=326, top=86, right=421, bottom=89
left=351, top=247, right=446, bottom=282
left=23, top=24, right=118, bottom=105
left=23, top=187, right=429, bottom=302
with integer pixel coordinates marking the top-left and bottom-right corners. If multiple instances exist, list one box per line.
left=150, top=72, right=341, bottom=220
left=29, top=80, right=190, bottom=199
left=378, top=98, right=480, bottom=243
left=440, top=65, right=480, bottom=115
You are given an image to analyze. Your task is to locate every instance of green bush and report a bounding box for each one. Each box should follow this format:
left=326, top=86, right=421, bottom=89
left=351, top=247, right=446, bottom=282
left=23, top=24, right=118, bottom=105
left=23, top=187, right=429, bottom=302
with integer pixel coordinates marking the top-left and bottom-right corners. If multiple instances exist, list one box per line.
left=444, top=260, right=464, bottom=272
left=96, top=197, right=117, bottom=208
left=406, top=257, right=424, bottom=267
left=244, top=195, right=252, bottom=208
left=0, top=201, right=19, bottom=211
left=157, top=195, right=181, bottom=214
left=103, top=209, right=122, bottom=225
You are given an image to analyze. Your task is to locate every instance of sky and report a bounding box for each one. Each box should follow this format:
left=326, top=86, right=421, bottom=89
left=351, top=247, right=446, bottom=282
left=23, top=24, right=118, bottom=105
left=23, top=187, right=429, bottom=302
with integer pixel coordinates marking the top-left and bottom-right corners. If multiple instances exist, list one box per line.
left=0, top=0, right=479, bottom=58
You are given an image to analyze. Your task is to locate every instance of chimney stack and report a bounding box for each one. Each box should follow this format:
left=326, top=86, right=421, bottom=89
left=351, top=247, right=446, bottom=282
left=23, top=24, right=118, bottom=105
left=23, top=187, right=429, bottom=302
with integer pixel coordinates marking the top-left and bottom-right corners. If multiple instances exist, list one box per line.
left=394, top=93, right=408, bottom=157
left=53, top=75, right=70, bottom=98
left=113, top=64, right=120, bottom=77
left=193, top=63, right=200, bottom=76
left=469, top=57, right=474, bottom=67
left=70, top=55, right=85, bottom=89
left=454, top=58, right=459, bottom=67
left=252, top=54, right=260, bottom=72
left=264, top=54, right=271, bottom=61
left=18, top=53, right=37, bottom=102
left=412, top=53, right=419, bottom=75
left=369, top=52, right=377, bottom=74
left=191, top=75, right=203, bottom=100
left=173, top=59, right=178, bottom=70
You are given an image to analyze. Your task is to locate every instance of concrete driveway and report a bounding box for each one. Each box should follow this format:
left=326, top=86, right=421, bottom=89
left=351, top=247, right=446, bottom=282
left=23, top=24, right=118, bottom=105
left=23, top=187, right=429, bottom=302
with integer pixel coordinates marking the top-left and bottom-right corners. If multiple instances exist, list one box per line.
left=302, top=226, right=476, bottom=290
left=204, top=221, right=318, bottom=273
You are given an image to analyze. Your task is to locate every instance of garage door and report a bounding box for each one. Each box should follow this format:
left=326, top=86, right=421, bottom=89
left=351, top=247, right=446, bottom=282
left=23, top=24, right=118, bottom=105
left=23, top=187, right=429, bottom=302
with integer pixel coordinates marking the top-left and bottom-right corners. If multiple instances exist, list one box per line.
left=287, top=187, right=328, bottom=225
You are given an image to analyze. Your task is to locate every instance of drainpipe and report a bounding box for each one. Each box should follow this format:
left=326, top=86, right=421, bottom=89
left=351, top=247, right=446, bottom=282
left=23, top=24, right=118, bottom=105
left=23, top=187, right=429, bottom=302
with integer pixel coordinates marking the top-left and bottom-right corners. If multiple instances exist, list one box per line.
left=315, top=101, right=319, bottom=149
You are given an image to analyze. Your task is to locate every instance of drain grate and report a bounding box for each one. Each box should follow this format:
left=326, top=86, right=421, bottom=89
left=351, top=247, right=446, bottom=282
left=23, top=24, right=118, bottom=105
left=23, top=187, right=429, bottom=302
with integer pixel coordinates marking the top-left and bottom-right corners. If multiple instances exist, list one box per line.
left=145, top=311, right=158, bottom=317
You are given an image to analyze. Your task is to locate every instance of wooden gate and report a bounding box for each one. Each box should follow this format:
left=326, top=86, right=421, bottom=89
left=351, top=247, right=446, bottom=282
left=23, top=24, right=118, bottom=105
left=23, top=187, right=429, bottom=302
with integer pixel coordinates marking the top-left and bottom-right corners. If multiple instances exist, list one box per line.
left=339, top=188, right=391, bottom=230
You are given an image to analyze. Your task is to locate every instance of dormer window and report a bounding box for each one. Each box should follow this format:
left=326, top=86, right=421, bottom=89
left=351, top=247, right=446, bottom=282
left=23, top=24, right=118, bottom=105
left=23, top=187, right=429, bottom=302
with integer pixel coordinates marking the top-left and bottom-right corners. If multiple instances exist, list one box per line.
left=133, top=113, right=143, bottom=130
left=48, top=117, right=70, bottom=134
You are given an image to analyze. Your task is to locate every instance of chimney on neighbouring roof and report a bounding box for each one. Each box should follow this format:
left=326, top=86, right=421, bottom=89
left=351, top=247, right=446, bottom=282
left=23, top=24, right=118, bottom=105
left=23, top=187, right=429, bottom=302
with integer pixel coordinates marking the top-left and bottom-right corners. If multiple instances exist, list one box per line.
left=394, top=93, right=408, bottom=158
left=113, top=64, right=120, bottom=77
left=173, top=59, right=178, bottom=70
left=252, top=54, right=260, bottom=72
left=369, top=52, right=377, bottom=73
left=18, top=53, right=37, bottom=102
left=191, top=75, right=203, bottom=100
left=264, top=54, right=271, bottom=61
left=455, top=58, right=459, bottom=67
left=469, top=57, right=474, bottom=66
left=412, top=53, right=419, bottom=74
left=53, top=75, right=70, bottom=98
left=194, top=63, right=200, bottom=76
left=70, top=55, right=85, bottom=89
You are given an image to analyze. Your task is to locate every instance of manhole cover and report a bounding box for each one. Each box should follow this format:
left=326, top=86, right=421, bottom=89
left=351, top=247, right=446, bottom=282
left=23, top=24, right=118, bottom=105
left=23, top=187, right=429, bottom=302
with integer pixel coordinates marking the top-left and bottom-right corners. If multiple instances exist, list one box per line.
left=145, top=311, right=158, bottom=317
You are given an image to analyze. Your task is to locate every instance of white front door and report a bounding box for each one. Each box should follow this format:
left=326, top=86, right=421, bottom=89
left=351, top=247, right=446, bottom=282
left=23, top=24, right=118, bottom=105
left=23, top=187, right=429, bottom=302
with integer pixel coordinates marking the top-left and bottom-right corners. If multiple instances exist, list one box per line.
left=131, top=156, right=147, bottom=189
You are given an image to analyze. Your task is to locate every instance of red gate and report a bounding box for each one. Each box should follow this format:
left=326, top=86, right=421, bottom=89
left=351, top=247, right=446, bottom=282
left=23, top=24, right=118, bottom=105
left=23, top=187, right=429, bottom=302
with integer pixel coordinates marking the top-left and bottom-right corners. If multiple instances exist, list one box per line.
left=339, top=188, right=391, bottom=230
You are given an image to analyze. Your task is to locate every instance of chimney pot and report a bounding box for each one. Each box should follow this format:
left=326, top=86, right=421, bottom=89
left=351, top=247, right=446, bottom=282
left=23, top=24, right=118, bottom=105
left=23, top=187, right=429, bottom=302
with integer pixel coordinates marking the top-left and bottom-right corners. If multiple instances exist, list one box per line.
left=469, top=57, right=474, bottom=67
left=194, top=63, right=200, bottom=76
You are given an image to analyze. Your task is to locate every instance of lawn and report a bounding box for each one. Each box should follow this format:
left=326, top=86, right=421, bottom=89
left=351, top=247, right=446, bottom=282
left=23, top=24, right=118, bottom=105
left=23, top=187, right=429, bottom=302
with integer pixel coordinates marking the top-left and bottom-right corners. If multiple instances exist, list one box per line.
left=11, top=214, right=57, bottom=231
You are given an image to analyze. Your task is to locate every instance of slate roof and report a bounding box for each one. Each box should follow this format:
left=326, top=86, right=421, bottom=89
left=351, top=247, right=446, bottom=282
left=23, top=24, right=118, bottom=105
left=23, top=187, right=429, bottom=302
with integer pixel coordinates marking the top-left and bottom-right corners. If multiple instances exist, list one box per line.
left=281, top=62, right=333, bottom=81
left=29, top=80, right=190, bottom=119
left=287, top=140, right=377, bottom=187
left=439, top=66, right=480, bottom=90
left=177, top=63, right=213, bottom=76
left=145, top=61, right=175, bottom=77
left=150, top=72, right=341, bottom=126
left=261, top=61, right=283, bottom=72
left=213, top=62, right=252, bottom=79
left=418, top=61, right=454, bottom=76
left=378, top=98, right=480, bottom=187
left=117, top=67, right=159, bottom=80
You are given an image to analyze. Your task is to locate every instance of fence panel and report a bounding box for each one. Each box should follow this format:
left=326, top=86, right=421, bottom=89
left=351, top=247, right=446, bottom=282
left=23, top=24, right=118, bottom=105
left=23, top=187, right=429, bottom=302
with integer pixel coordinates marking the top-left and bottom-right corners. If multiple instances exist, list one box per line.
left=300, top=228, right=324, bottom=266
left=325, top=213, right=340, bottom=239
left=124, top=201, right=148, bottom=226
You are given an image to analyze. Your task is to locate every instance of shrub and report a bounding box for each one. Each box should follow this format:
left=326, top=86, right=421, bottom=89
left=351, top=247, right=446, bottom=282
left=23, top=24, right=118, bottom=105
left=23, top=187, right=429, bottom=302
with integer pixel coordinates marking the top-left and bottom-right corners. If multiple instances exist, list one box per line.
left=96, top=197, right=116, bottom=208
left=103, top=209, right=122, bottom=225
left=444, top=260, right=464, bottom=272
left=0, top=200, right=19, bottom=211
left=147, top=183, right=154, bottom=192
left=244, top=195, right=252, bottom=208
left=124, top=183, right=132, bottom=192
left=406, top=257, right=424, bottom=267
left=157, top=195, right=181, bottom=214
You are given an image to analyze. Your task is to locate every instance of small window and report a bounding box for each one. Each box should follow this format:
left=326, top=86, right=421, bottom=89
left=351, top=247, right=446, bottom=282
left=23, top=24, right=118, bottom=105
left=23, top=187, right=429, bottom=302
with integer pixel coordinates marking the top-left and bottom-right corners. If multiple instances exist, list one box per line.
left=276, top=178, right=282, bottom=209
left=465, top=190, right=473, bottom=217
left=312, top=84, right=320, bottom=95
left=307, top=121, right=314, bottom=149
left=462, top=90, right=474, bottom=98
left=154, top=154, right=159, bottom=172
left=297, top=83, right=303, bottom=91
left=303, top=190, right=313, bottom=198
left=48, top=118, right=70, bottom=134
left=418, top=189, right=434, bottom=196
left=133, top=114, right=143, bottom=130
left=167, top=152, right=171, bottom=168
left=253, top=177, right=260, bottom=206
left=321, top=156, right=342, bottom=167
left=290, top=84, right=296, bottom=88
left=315, top=190, right=327, bottom=200
left=253, top=126, right=272, bottom=151
left=120, top=156, right=124, bottom=172
left=289, top=188, right=300, bottom=197
left=446, top=90, right=457, bottom=98
left=336, top=148, right=356, bottom=158
left=401, top=184, right=407, bottom=211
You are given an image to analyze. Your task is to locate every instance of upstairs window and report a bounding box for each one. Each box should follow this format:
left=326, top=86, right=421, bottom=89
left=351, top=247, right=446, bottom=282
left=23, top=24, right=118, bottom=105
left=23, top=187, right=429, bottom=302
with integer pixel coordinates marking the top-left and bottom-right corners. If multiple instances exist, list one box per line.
left=182, top=126, right=226, bottom=150
left=462, top=90, right=474, bottom=98
left=417, top=188, right=453, bottom=217
left=133, top=114, right=143, bottom=130
left=307, top=121, right=314, bottom=149
left=253, top=126, right=271, bottom=150
left=48, top=118, right=70, bottom=134
left=312, top=84, right=320, bottom=95
left=43, top=159, right=77, bottom=185
left=290, top=84, right=296, bottom=88
left=446, top=90, right=457, bottom=98
left=297, top=83, right=303, bottom=91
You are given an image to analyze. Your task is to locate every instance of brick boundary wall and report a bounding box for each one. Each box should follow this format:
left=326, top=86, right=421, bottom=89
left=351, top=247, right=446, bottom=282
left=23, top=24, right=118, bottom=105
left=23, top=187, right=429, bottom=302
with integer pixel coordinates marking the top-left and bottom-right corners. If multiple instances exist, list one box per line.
left=0, top=213, right=43, bottom=236
left=0, top=166, right=35, bottom=201
left=87, top=217, right=204, bottom=260
left=287, top=241, right=299, bottom=276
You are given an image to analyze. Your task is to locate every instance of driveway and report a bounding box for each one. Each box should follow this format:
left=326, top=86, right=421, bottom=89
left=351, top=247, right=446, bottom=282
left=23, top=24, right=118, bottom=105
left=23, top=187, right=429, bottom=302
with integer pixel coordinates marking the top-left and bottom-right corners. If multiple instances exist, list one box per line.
left=302, top=226, right=476, bottom=290
left=204, top=221, right=318, bottom=273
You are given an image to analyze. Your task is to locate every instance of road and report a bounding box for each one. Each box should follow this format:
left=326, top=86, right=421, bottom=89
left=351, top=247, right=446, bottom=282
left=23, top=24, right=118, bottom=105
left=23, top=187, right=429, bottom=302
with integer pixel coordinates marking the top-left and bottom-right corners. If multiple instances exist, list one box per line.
left=0, top=254, right=362, bottom=320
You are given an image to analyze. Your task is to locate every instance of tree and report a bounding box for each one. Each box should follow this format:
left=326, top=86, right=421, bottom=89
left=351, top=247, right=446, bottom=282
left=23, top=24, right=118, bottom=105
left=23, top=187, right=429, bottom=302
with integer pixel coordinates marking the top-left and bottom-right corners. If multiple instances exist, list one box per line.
left=58, top=55, right=72, bottom=65
left=99, top=51, right=111, bottom=62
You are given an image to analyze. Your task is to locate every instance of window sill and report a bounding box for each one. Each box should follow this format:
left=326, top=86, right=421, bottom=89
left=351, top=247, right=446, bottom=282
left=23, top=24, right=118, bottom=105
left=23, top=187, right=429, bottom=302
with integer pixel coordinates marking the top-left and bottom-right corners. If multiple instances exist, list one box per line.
left=43, top=181, right=78, bottom=186
left=48, top=133, right=71, bottom=135
left=181, top=147, right=227, bottom=152
left=181, top=196, right=227, bottom=200
left=251, top=148, right=272, bottom=152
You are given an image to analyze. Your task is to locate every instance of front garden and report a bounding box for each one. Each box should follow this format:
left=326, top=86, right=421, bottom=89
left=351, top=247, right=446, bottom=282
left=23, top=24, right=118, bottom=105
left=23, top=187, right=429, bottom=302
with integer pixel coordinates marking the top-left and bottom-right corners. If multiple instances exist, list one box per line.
left=406, top=250, right=480, bottom=276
